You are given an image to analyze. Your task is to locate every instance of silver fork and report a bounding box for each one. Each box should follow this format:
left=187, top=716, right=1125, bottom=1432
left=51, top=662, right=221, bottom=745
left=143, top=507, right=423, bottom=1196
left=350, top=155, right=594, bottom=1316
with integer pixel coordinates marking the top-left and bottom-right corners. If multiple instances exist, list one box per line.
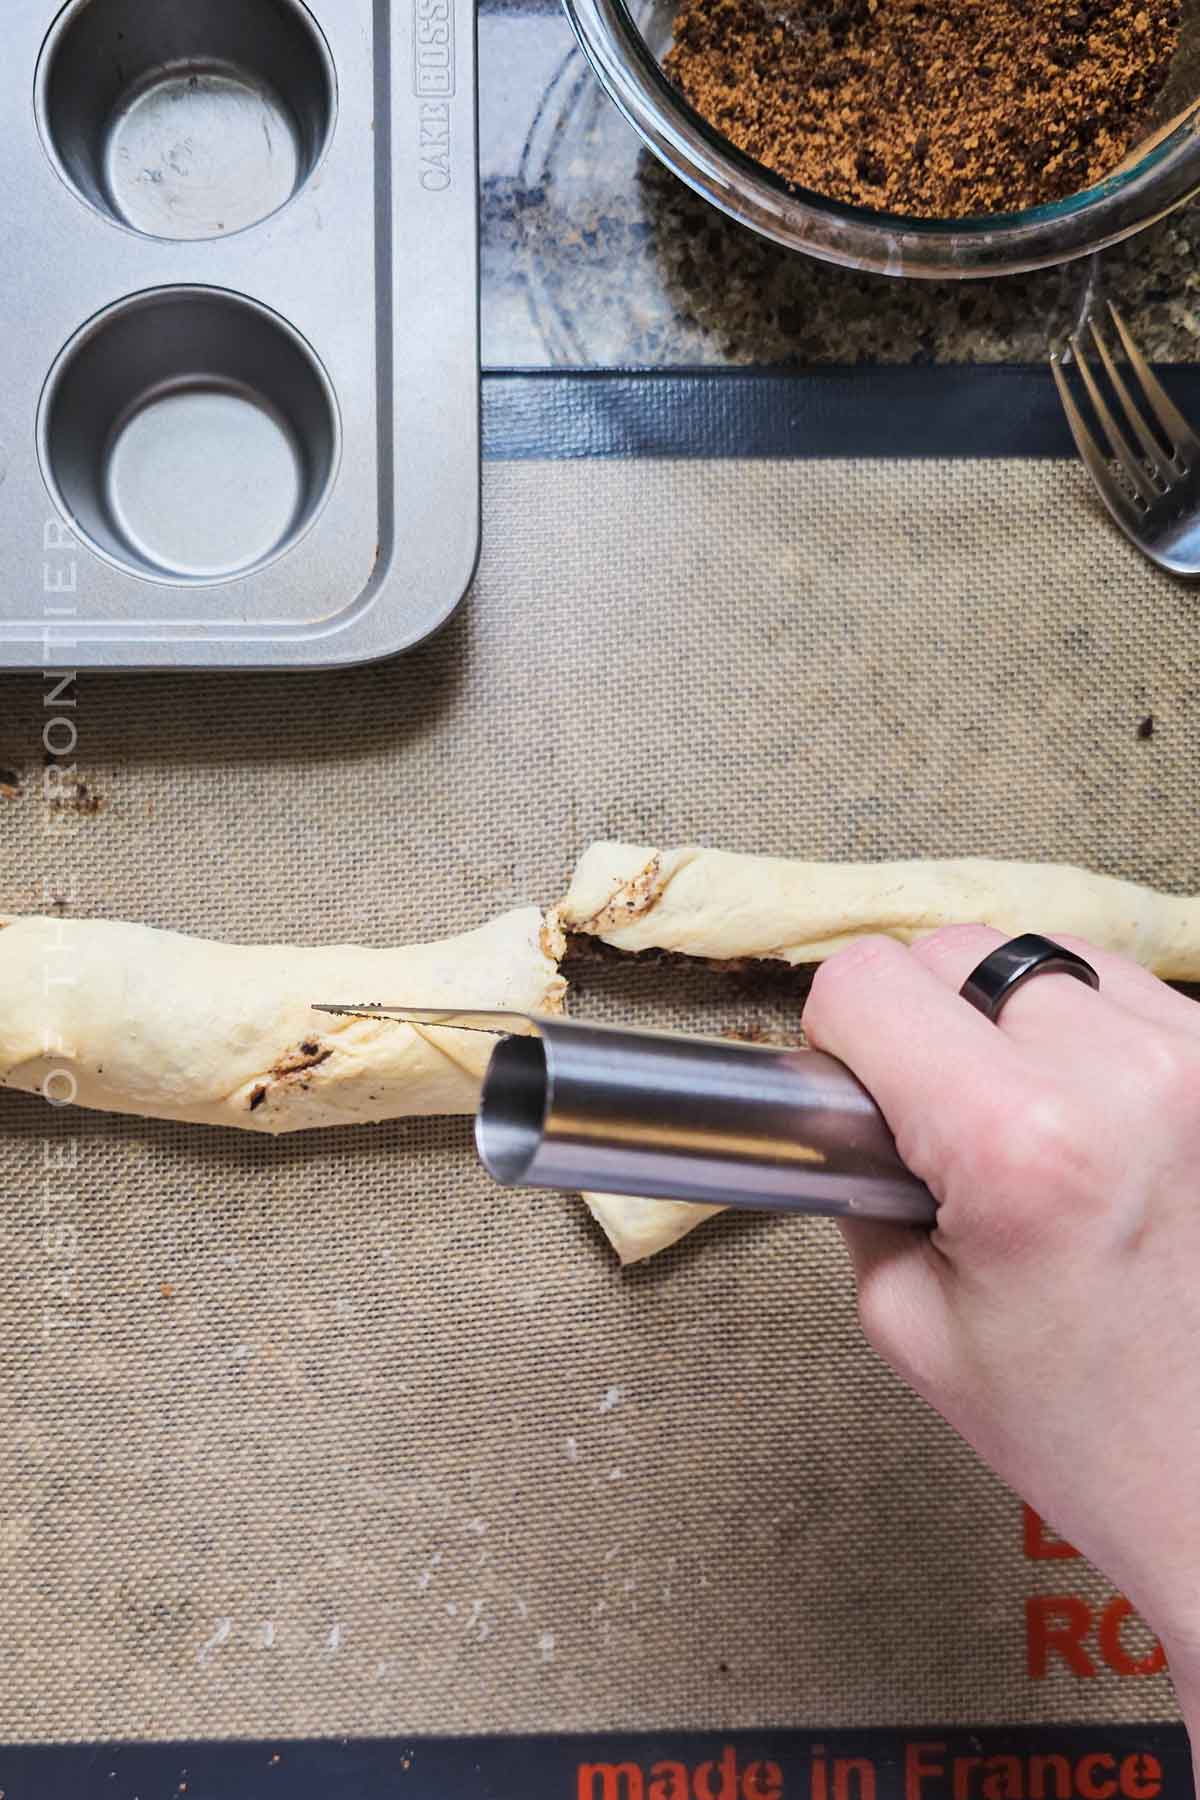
left=1050, top=302, right=1200, bottom=576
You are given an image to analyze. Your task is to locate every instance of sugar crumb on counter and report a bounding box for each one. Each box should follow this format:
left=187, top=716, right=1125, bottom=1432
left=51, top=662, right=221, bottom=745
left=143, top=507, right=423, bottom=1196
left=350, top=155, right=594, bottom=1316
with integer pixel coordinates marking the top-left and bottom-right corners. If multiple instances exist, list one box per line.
left=666, top=0, right=1181, bottom=217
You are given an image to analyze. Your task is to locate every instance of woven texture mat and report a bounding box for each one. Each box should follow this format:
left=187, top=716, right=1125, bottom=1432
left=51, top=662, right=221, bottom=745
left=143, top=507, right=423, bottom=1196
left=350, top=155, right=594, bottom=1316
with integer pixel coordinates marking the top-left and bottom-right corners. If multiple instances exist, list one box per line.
left=1, top=457, right=1197, bottom=1743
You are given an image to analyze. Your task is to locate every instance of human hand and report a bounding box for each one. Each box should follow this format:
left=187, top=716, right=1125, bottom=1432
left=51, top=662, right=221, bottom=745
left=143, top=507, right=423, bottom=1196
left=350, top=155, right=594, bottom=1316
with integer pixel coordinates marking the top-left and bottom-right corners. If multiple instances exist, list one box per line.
left=802, top=926, right=1200, bottom=1725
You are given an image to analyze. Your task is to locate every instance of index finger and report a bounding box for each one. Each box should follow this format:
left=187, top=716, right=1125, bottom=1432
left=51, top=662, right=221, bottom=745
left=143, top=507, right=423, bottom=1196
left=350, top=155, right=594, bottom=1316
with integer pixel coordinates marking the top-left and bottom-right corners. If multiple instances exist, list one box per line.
left=801, top=933, right=1017, bottom=1176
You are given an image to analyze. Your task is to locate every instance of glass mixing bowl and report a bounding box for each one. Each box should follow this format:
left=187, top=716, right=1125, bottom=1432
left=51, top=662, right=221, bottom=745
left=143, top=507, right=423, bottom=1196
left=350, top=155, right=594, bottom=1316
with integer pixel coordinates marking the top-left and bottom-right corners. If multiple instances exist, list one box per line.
left=562, top=0, right=1200, bottom=277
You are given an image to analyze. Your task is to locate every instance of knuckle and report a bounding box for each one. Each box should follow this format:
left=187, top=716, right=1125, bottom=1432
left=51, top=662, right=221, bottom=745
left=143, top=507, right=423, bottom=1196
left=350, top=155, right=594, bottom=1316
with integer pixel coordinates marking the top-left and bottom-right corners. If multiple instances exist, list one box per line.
left=891, top=1112, right=945, bottom=1188
left=933, top=1084, right=1097, bottom=1255
left=821, top=933, right=906, bottom=981
left=1004, top=1093, right=1088, bottom=1185
left=1130, top=1031, right=1200, bottom=1113
left=908, top=925, right=1006, bottom=996
left=806, top=935, right=906, bottom=1026
left=913, top=924, right=1000, bottom=968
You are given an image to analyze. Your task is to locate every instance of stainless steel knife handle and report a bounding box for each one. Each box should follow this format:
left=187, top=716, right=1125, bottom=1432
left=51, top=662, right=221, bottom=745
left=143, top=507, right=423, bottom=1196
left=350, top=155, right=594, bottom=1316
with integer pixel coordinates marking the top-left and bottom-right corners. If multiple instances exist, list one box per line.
left=476, top=1018, right=936, bottom=1226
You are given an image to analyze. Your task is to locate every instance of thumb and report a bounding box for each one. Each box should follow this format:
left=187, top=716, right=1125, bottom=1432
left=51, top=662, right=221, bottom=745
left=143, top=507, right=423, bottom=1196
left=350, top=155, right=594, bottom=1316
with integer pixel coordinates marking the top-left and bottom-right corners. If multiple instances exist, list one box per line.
left=838, top=1219, right=952, bottom=1396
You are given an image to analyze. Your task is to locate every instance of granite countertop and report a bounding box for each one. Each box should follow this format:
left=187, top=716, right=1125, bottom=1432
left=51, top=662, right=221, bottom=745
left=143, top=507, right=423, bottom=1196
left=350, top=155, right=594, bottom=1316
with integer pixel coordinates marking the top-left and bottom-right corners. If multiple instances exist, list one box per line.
left=480, top=0, right=1200, bottom=368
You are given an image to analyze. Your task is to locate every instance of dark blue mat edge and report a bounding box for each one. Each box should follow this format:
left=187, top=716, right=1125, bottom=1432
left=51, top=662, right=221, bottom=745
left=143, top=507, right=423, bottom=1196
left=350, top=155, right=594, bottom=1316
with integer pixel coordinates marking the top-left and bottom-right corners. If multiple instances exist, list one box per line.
left=481, top=365, right=1200, bottom=460
left=2, top=1723, right=1190, bottom=1800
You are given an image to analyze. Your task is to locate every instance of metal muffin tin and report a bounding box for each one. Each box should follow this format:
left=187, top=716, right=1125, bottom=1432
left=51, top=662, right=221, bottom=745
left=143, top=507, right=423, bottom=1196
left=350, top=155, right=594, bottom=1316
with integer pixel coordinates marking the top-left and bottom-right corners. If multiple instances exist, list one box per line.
left=2, top=0, right=479, bottom=668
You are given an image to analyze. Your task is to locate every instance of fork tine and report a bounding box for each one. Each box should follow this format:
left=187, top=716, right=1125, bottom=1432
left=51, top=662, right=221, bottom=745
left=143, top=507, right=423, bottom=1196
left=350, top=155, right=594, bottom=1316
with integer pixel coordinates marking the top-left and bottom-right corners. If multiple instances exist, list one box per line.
left=1108, top=302, right=1200, bottom=461
left=1087, top=318, right=1175, bottom=483
left=1051, top=352, right=1142, bottom=529
left=1068, top=332, right=1157, bottom=504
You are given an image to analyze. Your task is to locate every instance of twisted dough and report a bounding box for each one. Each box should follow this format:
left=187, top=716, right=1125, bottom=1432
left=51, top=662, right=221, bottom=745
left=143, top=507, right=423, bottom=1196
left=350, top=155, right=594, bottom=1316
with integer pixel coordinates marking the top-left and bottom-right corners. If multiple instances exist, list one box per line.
left=0, top=908, right=565, bottom=1133
left=558, top=842, right=1200, bottom=977
left=9, top=842, right=1192, bottom=1262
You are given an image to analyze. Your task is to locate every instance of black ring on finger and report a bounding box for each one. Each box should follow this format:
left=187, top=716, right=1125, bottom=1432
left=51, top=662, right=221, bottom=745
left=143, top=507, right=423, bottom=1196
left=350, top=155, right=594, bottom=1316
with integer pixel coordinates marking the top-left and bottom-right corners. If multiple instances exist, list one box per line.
left=959, top=932, right=1101, bottom=1024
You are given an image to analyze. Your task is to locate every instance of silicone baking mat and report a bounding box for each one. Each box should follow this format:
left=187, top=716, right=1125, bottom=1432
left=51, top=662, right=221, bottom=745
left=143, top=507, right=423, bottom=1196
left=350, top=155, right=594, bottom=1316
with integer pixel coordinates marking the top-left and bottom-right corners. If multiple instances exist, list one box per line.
left=0, top=370, right=1195, bottom=1792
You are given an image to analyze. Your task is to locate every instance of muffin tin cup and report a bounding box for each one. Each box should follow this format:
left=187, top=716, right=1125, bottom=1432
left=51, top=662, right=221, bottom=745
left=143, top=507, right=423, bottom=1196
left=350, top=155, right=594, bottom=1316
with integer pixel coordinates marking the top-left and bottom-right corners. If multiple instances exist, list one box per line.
left=1, top=0, right=480, bottom=667
left=37, top=0, right=338, bottom=243
left=39, top=287, right=342, bottom=585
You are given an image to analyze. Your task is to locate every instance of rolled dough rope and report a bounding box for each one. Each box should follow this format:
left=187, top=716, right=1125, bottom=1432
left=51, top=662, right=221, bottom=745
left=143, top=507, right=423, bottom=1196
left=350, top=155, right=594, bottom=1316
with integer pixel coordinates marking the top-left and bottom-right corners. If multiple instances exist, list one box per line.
left=560, top=840, right=1200, bottom=1262
left=582, top=1193, right=727, bottom=1265
left=559, top=842, right=1200, bottom=978
left=0, top=908, right=565, bottom=1134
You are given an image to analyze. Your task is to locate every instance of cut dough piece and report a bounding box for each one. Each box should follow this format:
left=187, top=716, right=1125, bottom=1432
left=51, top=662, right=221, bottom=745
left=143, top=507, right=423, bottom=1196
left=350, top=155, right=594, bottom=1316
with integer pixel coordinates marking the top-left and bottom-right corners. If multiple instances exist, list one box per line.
left=560, top=842, right=1200, bottom=978
left=0, top=908, right=565, bottom=1133
left=583, top=1192, right=726, bottom=1265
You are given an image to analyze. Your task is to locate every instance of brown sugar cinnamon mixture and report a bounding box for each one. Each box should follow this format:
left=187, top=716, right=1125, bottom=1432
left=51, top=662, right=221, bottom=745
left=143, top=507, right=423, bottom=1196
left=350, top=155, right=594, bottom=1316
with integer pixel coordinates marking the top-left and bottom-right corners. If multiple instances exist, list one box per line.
left=665, top=0, right=1181, bottom=217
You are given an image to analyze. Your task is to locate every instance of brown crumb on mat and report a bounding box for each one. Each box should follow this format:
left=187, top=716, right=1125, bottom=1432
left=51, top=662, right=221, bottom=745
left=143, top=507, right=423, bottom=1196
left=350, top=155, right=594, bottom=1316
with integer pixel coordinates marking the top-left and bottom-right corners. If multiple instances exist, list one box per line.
left=47, top=778, right=106, bottom=816
left=665, top=0, right=1180, bottom=217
